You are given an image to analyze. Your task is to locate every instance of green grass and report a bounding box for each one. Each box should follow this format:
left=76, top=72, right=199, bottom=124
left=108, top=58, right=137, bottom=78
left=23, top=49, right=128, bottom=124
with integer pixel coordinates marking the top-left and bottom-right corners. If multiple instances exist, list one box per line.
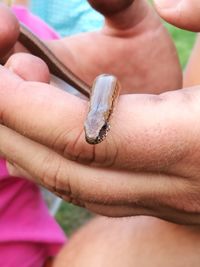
left=56, top=203, right=93, bottom=236
left=56, top=24, right=196, bottom=236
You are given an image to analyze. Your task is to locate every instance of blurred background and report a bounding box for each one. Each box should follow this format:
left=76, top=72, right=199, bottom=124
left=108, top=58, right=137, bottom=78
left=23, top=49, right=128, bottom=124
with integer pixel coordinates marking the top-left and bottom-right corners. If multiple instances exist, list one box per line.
left=0, top=0, right=197, bottom=236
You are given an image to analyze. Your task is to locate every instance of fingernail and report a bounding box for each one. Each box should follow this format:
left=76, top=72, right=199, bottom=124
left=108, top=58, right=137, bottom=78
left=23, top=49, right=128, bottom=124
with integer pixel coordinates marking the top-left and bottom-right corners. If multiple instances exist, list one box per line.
left=154, top=0, right=181, bottom=9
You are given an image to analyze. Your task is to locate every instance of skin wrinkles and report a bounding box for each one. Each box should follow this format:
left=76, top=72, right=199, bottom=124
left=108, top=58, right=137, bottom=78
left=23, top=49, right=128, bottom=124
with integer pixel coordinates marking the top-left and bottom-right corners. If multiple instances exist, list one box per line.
left=63, top=129, right=96, bottom=164
left=39, top=151, right=63, bottom=191
left=63, top=90, right=189, bottom=169
left=49, top=169, right=200, bottom=220
left=2, top=122, right=200, bottom=224
left=47, top=161, right=80, bottom=206
left=76, top=187, right=193, bottom=216
left=50, top=127, right=74, bottom=154
left=54, top=183, right=85, bottom=207
left=79, top=119, right=120, bottom=166
left=110, top=92, right=195, bottom=170
left=20, top=149, right=200, bottom=214
left=69, top=129, right=85, bottom=160
left=78, top=173, right=200, bottom=216
left=95, top=136, right=119, bottom=168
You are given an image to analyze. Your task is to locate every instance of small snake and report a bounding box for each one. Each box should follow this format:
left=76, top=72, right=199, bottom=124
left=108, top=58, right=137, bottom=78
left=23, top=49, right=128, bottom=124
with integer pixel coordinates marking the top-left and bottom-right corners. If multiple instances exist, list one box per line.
left=19, top=23, right=120, bottom=144
left=84, top=74, right=120, bottom=144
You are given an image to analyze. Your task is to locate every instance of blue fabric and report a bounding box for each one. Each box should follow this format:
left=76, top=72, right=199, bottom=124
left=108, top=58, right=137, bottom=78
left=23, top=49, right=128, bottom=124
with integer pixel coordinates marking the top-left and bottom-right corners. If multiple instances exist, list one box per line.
left=30, top=0, right=104, bottom=37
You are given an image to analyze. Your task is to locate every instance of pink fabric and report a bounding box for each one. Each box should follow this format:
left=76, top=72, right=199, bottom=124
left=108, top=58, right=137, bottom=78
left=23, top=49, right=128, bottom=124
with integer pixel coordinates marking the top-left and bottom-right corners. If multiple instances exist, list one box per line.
left=12, top=5, right=60, bottom=40
left=0, top=6, right=66, bottom=267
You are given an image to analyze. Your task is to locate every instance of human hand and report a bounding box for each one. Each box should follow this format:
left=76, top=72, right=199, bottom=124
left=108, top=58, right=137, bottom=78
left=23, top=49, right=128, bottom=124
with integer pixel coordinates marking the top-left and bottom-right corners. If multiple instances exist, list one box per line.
left=1, top=1, right=200, bottom=224
left=1, top=57, right=200, bottom=225
left=46, top=0, right=182, bottom=94
left=0, top=1, right=182, bottom=94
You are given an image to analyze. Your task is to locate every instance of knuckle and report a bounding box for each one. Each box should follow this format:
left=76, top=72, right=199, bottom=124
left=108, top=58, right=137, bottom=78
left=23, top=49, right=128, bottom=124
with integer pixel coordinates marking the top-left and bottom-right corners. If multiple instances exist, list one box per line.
left=39, top=152, right=63, bottom=192
left=55, top=127, right=118, bottom=167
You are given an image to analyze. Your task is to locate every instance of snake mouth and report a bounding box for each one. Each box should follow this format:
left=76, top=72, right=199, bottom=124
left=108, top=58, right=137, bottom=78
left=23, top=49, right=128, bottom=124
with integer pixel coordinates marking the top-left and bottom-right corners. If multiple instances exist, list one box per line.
left=85, top=135, right=103, bottom=145
left=85, top=123, right=110, bottom=145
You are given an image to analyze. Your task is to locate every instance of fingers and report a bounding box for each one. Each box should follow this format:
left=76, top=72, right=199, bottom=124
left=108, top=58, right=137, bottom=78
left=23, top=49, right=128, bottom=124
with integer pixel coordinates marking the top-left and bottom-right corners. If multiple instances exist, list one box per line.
left=154, top=0, right=200, bottom=32
left=85, top=203, right=200, bottom=225
left=1, top=124, right=200, bottom=224
left=5, top=53, right=50, bottom=82
left=0, top=4, right=19, bottom=58
left=3, top=53, right=51, bottom=179
left=0, top=62, right=198, bottom=172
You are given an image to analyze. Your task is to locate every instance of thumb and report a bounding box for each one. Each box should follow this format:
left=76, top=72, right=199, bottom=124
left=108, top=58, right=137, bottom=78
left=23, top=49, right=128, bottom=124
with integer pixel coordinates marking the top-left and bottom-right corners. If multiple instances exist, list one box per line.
left=154, top=0, right=200, bottom=32
left=5, top=53, right=50, bottom=83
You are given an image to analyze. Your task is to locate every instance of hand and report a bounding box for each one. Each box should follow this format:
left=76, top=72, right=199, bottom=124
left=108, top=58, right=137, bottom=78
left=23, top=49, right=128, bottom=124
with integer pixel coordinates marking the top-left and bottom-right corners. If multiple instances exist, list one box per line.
left=47, top=0, right=182, bottom=94
left=1, top=60, right=200, bottom=225
left=0, top=1, right=182, bottom=94
left=1, top=1, right=200, bottom=224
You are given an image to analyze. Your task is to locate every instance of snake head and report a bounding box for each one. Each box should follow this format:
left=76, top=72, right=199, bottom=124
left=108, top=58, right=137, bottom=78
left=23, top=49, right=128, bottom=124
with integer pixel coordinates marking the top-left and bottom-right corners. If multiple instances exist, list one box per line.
left=84, top=117, right=110, bottom=145
left=84, top=74, right=120, bottom=145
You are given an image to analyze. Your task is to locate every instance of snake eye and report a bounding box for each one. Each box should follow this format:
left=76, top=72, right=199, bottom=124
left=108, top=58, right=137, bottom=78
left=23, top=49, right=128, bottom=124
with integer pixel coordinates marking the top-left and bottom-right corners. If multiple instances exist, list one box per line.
left=97, top=122, right=110, bottom=143
left=102, top=123, right=108, bottom=131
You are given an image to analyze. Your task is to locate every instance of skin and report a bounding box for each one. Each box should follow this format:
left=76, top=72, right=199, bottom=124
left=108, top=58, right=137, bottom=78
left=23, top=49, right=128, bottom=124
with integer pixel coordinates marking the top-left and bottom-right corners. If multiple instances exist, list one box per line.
left=46, top=0, right=182, bottom=94
left=184, top=35, right=200, bottom=87
left=154, top=0, right=200, bottom=32
left=0, top=0, right=199, bottom=224
left=53, top=216, right=200, bottom=267
left=3, top=1, right=200, bottom=266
